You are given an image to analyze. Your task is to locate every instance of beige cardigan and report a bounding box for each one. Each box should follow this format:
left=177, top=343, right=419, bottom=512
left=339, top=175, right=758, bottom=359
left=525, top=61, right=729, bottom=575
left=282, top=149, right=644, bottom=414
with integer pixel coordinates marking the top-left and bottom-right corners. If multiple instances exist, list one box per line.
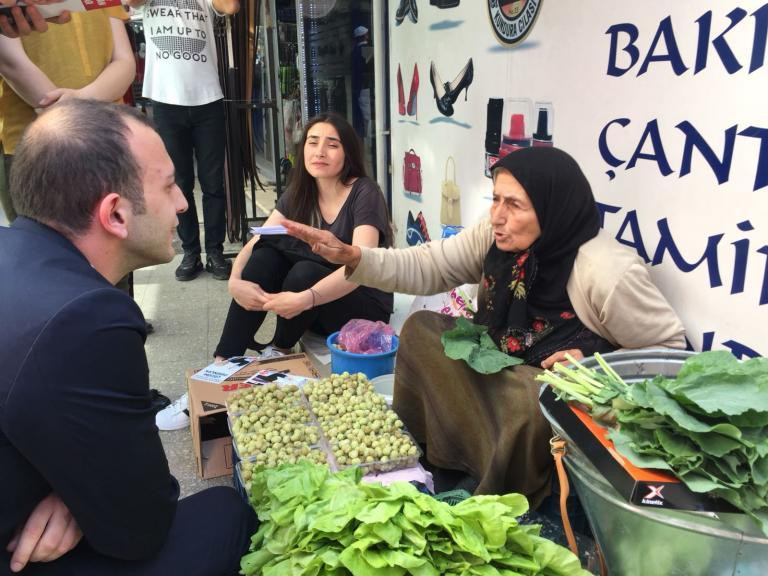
left=349, top=218, right=686, bottom=349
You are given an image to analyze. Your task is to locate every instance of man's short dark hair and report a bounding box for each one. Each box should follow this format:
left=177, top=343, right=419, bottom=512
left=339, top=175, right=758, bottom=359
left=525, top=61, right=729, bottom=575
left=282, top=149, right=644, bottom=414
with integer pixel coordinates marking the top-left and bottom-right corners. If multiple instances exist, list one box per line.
left=10, top=100, right=153, bottom=235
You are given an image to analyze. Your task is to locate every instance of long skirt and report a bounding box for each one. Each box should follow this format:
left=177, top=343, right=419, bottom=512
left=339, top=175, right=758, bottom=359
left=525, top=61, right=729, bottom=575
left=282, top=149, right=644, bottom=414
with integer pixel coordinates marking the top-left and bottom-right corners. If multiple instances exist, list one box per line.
left=393, top=310, right=553, bottom=508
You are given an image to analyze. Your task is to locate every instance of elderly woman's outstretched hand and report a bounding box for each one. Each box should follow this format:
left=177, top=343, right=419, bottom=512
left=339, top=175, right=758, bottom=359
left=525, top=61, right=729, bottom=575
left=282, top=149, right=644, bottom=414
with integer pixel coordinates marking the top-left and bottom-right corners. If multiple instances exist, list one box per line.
left=283, top=220, right=362, bottom=270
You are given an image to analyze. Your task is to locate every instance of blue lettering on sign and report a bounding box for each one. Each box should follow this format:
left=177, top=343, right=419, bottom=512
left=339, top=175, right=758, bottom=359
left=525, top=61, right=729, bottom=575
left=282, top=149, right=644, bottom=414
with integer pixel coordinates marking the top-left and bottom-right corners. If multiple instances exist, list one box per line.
left=606, top=4, right=768, bottom=76
left=625, top=119, right=674, bottom=176
left=677, top=122, right=736, bottom=184
left=653, top=219, right=723, bottom=288
left=638, top=16, right=689, bottom=76
left=687, top=332, right=762, bottom=359
left=596, top=203, right=768, bottom=306
left=695, top=9, right=747, bottom=74
left=614, top=209, right=650, bottom=262
left=598, top=118, right=768, bottom=191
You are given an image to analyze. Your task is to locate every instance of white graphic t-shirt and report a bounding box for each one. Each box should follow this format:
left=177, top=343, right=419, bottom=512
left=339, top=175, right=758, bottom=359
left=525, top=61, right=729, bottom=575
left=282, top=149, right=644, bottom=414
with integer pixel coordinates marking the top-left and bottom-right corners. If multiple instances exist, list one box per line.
left=141, top=0, right=223, bottom=106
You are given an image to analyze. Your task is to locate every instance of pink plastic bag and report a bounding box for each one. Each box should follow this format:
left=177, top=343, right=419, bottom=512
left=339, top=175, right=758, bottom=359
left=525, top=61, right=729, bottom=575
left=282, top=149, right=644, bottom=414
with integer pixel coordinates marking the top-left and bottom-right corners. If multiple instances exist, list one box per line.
left=337, top=319, right=395, bottom=354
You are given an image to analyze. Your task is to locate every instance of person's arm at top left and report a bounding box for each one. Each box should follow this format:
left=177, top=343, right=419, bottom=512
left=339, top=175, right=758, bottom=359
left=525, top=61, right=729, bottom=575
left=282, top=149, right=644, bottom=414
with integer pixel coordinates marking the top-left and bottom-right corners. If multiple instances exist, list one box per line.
left=0, top=0, right=70, bottom=38
left=0, top=34, right=57, bottom=107
left=39, top=15, right=135, bottom=106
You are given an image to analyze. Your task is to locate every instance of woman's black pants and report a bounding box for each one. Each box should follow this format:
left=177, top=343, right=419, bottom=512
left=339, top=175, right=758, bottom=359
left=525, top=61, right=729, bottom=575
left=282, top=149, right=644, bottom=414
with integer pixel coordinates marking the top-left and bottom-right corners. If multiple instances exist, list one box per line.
left=214, top=243, right=390, bottom=358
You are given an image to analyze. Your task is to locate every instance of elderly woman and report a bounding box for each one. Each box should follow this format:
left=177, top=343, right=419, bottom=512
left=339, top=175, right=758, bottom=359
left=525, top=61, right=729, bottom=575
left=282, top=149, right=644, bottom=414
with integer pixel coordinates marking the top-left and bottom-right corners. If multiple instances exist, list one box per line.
left=285, top=147, right=685, bottom=506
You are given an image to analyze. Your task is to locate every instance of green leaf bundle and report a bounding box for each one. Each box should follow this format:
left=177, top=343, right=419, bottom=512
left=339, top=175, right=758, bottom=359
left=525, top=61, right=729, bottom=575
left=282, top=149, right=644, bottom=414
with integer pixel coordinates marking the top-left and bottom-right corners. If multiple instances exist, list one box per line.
left=536, top=351, right=768, bottom=537
left=241, top=461, right=590, bottom=576
left=441, top=317, right=523, bottom=374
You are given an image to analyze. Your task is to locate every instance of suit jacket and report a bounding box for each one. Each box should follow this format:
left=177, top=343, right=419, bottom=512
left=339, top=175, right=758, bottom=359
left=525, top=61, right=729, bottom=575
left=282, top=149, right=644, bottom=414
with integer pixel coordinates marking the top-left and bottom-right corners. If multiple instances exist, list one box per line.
left=0, top=217, right=179, bottom=570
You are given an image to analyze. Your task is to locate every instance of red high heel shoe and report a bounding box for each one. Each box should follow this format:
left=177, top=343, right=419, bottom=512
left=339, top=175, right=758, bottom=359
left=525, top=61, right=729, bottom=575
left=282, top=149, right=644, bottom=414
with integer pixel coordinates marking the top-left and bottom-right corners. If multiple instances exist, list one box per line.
left=397, top=64, right=406, bottom=116
left=407, top=63, right=419, bottom=117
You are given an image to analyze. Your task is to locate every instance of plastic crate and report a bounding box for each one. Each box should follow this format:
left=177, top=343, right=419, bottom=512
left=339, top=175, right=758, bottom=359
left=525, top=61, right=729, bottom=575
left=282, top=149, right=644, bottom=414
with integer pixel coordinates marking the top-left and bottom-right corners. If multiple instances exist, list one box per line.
left=233, top=461, right=249, bottom=503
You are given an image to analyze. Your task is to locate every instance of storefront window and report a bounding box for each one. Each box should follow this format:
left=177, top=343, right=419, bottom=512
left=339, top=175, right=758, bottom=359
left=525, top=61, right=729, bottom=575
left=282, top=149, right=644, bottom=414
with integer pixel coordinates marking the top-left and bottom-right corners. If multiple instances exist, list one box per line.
left=298, top=0, right=376, bottom=176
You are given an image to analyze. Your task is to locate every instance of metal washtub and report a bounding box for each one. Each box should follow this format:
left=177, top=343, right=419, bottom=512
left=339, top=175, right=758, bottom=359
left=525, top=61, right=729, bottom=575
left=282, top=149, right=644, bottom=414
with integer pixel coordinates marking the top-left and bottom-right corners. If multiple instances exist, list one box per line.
left=539, top=350, right=768, bottom=576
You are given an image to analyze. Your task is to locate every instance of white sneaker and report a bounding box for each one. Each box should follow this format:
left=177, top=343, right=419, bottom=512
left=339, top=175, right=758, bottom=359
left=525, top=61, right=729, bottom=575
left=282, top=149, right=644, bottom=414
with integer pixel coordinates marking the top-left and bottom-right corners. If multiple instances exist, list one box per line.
left=155, top=393, right=190, bottom=431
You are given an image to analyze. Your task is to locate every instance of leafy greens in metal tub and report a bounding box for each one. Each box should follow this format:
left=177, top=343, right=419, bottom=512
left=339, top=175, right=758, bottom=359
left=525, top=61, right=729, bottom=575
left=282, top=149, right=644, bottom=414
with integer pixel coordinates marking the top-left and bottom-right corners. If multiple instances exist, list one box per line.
left=537, top=350, right=768, bottom=537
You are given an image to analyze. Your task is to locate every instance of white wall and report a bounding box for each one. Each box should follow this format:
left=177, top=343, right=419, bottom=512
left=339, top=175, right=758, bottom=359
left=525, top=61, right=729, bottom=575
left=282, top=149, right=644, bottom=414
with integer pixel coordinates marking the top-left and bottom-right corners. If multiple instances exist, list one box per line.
left=388, top=1, right=767, bottom=357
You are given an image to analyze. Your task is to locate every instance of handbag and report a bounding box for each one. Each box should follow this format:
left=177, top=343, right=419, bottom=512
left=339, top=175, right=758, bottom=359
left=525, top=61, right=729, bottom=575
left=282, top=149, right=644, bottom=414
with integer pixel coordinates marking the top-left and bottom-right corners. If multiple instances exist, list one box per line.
left=403, top=148, right=422, bottom=194
left=440, top=156, right=461, bottom=226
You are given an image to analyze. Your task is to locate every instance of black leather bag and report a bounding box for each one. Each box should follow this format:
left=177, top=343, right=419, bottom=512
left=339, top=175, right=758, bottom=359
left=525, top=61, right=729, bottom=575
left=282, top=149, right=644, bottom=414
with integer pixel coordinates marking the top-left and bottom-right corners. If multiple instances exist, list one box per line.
left=430, top=0, right=460, bottom=7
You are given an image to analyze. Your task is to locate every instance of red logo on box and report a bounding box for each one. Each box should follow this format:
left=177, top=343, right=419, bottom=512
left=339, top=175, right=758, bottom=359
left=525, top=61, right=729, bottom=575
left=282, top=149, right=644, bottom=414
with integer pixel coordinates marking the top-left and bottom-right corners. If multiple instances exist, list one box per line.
left=82, top=0, right=122, bottom=11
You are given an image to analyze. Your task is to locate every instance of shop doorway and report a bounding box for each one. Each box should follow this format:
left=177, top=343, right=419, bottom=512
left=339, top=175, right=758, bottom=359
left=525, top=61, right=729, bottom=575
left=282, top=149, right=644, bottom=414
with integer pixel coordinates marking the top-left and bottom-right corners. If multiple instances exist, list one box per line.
left=296, top=0, right=384, bottom=180
left=251, top=0, right=287, bottom=185
left=236, top=0, right=389, bottom=211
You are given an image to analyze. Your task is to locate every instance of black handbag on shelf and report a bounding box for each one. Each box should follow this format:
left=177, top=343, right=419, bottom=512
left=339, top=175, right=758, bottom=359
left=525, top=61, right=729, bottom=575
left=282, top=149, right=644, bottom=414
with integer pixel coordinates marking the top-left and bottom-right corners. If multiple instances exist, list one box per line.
left=430, top=0, right=460, bottom=7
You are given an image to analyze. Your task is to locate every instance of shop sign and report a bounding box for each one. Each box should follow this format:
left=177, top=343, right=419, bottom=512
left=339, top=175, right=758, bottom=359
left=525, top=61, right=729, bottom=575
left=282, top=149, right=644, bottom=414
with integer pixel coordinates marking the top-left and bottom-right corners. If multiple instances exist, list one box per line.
left=487, top=0, right=543, bottom=46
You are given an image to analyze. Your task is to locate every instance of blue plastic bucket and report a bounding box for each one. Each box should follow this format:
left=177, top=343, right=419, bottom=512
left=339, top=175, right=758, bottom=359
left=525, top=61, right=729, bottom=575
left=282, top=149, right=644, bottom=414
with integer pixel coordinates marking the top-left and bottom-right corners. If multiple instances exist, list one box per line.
left=326, top=332, right=399, bottom=380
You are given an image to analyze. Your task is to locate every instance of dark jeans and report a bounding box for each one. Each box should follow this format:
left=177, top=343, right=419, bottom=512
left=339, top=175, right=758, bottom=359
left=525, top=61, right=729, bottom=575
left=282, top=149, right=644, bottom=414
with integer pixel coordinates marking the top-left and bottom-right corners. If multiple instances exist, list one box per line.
left=152, top=100, right=226, bottom=255
left=215, top=243, right=391, bottom=357
left=12, top=487, right=257, bottom=576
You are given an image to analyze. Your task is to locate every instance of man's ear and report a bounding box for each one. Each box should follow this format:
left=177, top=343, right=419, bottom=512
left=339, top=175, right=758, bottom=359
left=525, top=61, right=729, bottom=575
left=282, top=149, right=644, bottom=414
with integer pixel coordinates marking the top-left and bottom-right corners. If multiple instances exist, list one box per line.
left=96, top=192, right=130, bottom=239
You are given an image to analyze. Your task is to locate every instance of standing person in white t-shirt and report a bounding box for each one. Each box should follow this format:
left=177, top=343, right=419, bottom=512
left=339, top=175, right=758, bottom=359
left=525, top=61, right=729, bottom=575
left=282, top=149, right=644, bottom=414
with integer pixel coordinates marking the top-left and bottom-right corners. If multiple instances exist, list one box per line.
left=127, top=0, right=238, bottom=281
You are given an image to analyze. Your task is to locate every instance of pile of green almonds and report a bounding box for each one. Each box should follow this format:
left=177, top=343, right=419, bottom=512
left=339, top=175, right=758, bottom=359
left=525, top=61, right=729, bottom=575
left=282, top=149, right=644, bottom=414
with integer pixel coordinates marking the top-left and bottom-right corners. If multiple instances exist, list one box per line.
left=229, top=373, right=421, bottom=478
left=229, top=384, right=321, bottom=468
left=304, top=372, right=420, bottom=472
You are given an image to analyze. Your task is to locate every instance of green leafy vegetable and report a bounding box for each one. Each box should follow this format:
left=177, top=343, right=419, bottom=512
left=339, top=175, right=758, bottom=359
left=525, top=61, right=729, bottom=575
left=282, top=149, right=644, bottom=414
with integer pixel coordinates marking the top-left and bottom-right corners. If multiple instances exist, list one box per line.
left=241, top=461, right=590, bottom=576
left=441, top=317, right=523, bottom=374
left=536, top=351, right=768, bottom=537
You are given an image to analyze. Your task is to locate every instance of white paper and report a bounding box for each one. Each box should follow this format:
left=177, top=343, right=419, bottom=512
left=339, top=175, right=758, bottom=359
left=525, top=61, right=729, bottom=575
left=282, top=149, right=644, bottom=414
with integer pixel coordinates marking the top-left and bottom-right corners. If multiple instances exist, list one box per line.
left=249, top=225, right=287, bottom=236
left=192, top=356, right=256, bottom=384
left=245, top=369, right=311, bottom=388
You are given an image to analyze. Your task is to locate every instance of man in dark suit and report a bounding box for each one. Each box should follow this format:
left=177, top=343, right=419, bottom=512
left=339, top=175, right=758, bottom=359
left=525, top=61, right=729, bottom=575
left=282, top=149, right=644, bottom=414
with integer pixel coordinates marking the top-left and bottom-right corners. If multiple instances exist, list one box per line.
left=0, top=99, right=255, bottom=575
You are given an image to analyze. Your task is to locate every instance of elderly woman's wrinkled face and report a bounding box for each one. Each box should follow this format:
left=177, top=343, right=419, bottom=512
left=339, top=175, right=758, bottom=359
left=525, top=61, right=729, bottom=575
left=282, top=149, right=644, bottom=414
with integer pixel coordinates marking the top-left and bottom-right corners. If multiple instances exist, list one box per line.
left=489, top=169, right=541, bottom=252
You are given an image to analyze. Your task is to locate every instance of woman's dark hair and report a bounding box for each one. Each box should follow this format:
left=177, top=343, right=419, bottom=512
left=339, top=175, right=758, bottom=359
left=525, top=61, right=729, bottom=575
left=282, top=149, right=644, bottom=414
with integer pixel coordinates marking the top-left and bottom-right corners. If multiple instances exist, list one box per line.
left=282, top=112, right=368, bottom=226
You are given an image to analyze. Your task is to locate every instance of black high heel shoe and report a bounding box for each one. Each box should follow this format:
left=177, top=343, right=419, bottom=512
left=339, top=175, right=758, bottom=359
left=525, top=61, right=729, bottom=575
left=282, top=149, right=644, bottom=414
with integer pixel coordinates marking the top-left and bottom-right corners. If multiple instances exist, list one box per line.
left=430, top=61, right=454, bottom=116
left=396, top=0, right=410, bottom=24
left=447, top=58, right=473, bottom=103
left=430, top=59, right=473, bottom=117
left=409, top=0, right=418, bottom=23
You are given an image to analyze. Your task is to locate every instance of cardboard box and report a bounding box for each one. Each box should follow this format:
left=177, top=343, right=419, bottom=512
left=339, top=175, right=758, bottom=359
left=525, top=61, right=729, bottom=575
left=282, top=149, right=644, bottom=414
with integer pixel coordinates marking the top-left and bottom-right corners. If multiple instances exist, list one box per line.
left=188, top=353, right=321, bottom=479
left=540, top=386, right=735, bottom=513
